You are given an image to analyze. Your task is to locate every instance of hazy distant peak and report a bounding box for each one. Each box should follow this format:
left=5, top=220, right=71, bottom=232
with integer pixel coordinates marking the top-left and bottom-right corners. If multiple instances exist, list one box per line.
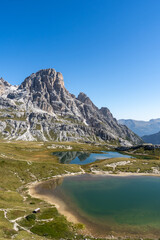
left=118, top=119, right=160, bottom=137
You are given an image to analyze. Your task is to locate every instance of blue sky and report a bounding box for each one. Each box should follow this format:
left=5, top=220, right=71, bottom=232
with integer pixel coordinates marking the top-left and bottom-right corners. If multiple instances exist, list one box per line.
left=0, top=0, right=160, bottom=120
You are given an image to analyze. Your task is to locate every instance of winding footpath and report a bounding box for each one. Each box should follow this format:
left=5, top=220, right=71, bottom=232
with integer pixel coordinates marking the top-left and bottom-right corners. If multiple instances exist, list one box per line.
left=0, top=208, right=31, bottom=233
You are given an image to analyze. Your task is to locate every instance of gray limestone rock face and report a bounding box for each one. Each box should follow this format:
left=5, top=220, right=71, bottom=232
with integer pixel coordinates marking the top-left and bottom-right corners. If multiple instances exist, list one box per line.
left=0, top=69, right=142, bottom=145
left=0, top=77, right=11, bottom=95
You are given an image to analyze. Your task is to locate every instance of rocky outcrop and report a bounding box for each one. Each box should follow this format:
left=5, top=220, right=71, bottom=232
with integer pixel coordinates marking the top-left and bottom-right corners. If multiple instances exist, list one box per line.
left=0, top=68, right=142, bottom=145
left=0, top=78, right=11, bottom=95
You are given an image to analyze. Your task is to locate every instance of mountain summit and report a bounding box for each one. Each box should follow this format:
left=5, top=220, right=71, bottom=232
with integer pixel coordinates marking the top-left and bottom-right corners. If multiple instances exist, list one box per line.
left=0, top=68, right=141, bottom=145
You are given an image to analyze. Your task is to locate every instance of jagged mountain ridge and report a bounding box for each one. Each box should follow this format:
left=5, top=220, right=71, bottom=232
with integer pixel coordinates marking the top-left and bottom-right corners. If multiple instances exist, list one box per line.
left=0, top=68, right=141, bottom=145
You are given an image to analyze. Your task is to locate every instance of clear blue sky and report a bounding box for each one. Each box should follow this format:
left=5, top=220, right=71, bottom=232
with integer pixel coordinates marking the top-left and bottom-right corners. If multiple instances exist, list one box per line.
left=0, top=0, right=160, bottom=121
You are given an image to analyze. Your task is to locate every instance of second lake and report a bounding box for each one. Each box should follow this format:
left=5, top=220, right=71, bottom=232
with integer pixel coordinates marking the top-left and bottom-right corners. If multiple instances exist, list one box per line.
left=53, top=151, right=132, bottom=164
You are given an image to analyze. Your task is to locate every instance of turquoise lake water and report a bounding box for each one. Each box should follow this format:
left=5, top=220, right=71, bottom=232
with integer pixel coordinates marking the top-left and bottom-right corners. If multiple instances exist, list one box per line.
left=53, top=151, right=131, bottom=164
left=35, top=175, right=160, bottom=238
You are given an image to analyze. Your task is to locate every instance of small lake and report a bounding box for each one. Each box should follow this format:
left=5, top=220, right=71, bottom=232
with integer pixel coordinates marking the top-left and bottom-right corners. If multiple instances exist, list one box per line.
left=34, top=175, right=160, bottom=238
left=53, top=151, right=131, bottom=164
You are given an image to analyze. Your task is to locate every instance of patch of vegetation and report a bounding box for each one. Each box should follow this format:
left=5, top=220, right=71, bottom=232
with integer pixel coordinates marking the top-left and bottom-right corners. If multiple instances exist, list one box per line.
left=49, top=130, right=57, bottom=140
left=26, top=213, right=36, bottom=221
left=0, top=191, right=23, bottom=208
left=31, top=215, right=74, bottom=239
left=19, top=215, right=36, bottom=228
left=0, top=114, right=26, bottom=121
left=43, top=131, right=50, bottom=141
left=122, top=146, right=160, bottom=159
left=37, top=208, right=58, bottom=220
left=83, top=156, right=160, bottom=175
left=0, top=211, right=17, bottom=239
left=15, top=101, right=24, bottom=106
left=74, top=223, right=85, bottom=230
left=36, top=124, right=41, bottom=130
left=4, top=126, right=11, bottom=133
left=7, top=209, right=26, bottom=220
left=57, top=115, right=85, bottom=126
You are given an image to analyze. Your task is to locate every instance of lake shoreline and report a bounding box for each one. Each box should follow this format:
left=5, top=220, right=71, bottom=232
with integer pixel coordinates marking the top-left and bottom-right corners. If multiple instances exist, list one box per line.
left=28, top=174, right=94, bottom=237
left=28, top=171, right=160, bottom=239
left=90, top=170, right=160, bottom=177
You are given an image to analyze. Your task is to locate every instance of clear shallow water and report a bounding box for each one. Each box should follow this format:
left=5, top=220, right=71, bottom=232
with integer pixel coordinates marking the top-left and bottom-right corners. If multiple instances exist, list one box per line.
left=35, top=175, right=160, bottom=238
left=53, top=151, right=131, bottom=164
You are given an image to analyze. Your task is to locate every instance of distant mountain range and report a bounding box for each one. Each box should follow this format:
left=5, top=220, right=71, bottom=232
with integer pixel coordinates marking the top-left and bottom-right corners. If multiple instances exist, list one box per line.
left=118, top=119, right=160, bottom=137
left=0, top=68, right=141, bottom=145
left=142, top=132, right=160, bottom=144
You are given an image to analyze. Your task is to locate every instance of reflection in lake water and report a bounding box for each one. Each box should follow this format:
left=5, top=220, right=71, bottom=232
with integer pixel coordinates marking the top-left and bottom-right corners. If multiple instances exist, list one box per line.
left=53, top=151, right=131, bottom=164
left=34, top=178, right=64, bottom=196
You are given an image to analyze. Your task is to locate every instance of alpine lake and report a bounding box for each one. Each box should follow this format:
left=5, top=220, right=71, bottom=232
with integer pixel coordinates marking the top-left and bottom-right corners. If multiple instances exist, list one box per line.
left=35, top=151, right=160, bottom=238
left=52, top=150, right=132, bottom=164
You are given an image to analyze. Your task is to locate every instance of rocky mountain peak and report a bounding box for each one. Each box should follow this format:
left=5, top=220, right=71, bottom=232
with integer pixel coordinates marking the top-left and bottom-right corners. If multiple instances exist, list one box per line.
left=77, top=92, right=97, bottom=108
left=0, top=68, right=142, bottom=145
left=77, top=92, right=89, bottom=103
left=17, top=68, right=66, bottom=113
left=0, top=78, right=11, bottom=95
left=19, top=68, right=64, bottom=92
left=0, top=77, right=11, bottom=87
left=100, top=107, right=114, bottom=120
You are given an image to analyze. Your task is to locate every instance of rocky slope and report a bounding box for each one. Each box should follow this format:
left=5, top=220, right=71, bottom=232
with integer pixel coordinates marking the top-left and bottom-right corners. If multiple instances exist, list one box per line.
left=119, top=119, right=160, bottom=137
left=0, top=68, right=142, bottom=145
left=142, top=131, right=160, bottom=144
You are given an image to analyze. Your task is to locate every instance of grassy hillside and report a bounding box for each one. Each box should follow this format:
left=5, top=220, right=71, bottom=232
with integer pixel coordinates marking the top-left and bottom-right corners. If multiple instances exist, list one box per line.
left=0, top=140, right=109, bottom=240
left=0, top=140, right=160, bottom=239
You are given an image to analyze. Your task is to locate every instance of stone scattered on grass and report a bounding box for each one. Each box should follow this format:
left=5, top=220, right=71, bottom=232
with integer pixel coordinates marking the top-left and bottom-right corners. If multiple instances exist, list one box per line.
left=47, top=144, right=72, bottom=150
left=105, top=160, right=132, bottom=170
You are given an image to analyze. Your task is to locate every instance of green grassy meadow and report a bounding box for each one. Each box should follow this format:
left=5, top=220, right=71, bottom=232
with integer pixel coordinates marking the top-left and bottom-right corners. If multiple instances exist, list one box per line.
left=0, top=140, right=160, bottom=239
